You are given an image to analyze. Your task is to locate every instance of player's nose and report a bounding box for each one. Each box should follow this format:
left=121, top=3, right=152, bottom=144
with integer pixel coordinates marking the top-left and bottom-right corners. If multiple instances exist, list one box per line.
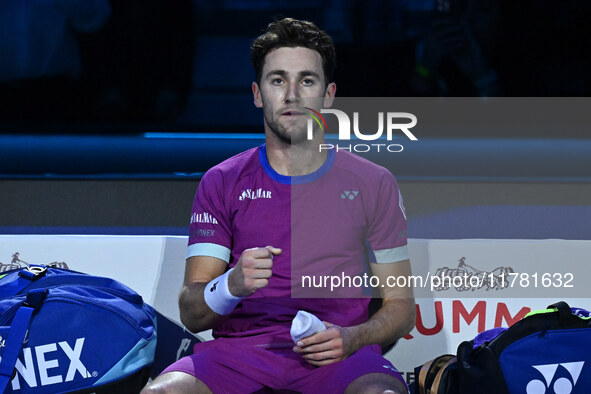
left=283, top=82, right=301, bottom=104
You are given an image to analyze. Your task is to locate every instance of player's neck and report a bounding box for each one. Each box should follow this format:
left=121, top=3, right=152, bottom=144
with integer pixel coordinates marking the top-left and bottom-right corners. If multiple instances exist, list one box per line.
left=265, top=137, right=328, bottom=177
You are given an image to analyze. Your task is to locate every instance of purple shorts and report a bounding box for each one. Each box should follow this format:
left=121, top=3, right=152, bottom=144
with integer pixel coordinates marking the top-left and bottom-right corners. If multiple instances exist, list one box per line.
left=161, top=337, right=407, bottom=393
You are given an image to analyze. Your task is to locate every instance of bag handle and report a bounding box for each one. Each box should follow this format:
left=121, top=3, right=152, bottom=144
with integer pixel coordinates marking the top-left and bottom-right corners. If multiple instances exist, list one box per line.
left=431, top=356, right=457, bottom=394
left=417, top=354, right=455, bottom=394
left=0, top=289, right=47, bottom=393
left=547, top=301, right=572, bottom=321
left=18, top=265, right=48, bottom=281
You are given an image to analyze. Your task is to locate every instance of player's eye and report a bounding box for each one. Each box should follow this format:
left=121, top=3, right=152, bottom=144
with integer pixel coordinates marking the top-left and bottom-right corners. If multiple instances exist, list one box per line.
left=301, top=79, right=314, bottom=86
left=271, top=78, right=284, bottom=85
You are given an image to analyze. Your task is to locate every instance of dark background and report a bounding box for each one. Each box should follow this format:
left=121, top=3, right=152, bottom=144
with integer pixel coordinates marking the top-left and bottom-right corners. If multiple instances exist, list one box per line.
left=1, top=0, right=590, bottom=135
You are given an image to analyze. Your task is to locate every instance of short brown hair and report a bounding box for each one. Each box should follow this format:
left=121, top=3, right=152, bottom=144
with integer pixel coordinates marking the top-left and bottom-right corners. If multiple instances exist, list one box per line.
left=250, top=18, right=336, bottom=85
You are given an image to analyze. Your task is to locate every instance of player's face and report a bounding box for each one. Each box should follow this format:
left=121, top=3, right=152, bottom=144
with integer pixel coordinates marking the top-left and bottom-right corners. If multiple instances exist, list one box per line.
left=253, top=47, right=335, bottom=145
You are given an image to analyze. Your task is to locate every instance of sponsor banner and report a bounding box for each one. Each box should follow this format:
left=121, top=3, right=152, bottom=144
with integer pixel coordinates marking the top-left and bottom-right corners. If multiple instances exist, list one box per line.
left=421, top=239, right=591, bottom=298
left=2, top=236, right=589, bottom=384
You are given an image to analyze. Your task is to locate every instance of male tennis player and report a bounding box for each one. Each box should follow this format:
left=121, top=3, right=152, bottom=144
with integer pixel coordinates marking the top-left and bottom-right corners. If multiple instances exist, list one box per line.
left=142, top=18, right=415, bottom=393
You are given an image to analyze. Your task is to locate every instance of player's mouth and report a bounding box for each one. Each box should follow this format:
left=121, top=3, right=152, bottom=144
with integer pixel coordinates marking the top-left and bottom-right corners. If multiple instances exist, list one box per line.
left=281, top=110, right=305, bottom=117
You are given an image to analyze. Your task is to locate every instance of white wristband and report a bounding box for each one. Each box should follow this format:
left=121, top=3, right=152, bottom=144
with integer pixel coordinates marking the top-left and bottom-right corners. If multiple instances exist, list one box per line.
left=204, top=268, right=242, bottom=315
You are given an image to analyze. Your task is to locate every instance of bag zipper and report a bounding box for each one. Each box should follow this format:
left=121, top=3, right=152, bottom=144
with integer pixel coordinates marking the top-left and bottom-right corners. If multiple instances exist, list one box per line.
left=0, top=290, right=153, bottom=339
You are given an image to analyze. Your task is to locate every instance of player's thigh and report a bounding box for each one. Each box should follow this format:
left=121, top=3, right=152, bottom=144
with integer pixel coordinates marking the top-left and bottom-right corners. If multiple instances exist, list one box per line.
left=141, top=371, right=212, bottom=394
left=345, top=372, right=408, bottom=394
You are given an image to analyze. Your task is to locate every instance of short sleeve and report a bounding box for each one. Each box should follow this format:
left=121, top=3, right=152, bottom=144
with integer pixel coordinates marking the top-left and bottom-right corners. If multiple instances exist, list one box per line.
left=365, top=171, right=408, bottom=263
left=187, top=169, right=233, bottom=263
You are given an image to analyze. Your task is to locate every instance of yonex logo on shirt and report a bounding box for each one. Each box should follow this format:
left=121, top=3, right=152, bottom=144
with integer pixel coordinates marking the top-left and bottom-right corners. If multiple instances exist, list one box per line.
left=211, top=282, right=218, bottom=292
left=340, top=191, right=359, bottom=200
left=195, top=229, right=215, bottom=237
left=238, top=188, right=272, bottom=201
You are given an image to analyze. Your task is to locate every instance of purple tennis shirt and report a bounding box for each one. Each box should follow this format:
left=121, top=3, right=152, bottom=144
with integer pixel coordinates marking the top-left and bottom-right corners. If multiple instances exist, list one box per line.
left=187, top=144, right=408, bottom=343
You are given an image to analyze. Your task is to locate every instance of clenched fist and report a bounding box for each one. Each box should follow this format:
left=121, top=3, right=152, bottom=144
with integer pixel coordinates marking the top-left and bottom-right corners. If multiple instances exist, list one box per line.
left=228, top=246, right=282, bottom=297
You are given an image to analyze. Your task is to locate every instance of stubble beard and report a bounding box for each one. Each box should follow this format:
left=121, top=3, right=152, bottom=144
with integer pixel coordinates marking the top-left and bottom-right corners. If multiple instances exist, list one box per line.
left=264, top=109, right=309, bottom=146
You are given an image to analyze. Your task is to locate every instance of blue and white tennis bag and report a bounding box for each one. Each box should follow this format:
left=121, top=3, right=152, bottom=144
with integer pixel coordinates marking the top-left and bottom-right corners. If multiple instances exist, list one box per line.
left=0, top=265, right=157, bottom=393
left=457, top=301, right=591, bottom=394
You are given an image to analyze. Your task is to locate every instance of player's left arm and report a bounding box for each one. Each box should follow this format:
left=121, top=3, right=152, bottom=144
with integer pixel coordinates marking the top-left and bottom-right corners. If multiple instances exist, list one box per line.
left=361, top=259, right=416, bottom=348
left=294, top=259, right=415, bottom=366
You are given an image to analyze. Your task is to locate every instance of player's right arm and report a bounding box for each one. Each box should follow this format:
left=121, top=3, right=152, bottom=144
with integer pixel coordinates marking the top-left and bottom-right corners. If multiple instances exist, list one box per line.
left=179, top=255, right=226, bottom=333
left=179, top=246, right=281, bottom=333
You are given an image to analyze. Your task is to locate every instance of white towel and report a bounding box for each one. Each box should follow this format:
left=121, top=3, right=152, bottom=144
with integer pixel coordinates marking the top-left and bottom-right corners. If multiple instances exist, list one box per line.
left=290, top=310, right=326, bottom=343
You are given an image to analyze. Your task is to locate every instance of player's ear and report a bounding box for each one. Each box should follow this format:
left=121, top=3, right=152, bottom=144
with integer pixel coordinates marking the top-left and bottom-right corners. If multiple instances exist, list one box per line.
left=323, top=82, right=336, bottom=108
left=253, top=82, right=263, bottom=108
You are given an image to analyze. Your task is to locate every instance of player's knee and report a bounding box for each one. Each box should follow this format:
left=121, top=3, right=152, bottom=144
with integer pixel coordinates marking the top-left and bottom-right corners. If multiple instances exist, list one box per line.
left=345, top=373, right=408, bottom=394
left=140, top=372, right=212, bottom=394
left=351, top=385, right=407, bottom=394
left=349, top=384, right=406, bottom=394
left=140, top=383, right=163, bottom=394
left=140, top=380, right=177, bottom=394
left=140, top=381, right=210, bottom=394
